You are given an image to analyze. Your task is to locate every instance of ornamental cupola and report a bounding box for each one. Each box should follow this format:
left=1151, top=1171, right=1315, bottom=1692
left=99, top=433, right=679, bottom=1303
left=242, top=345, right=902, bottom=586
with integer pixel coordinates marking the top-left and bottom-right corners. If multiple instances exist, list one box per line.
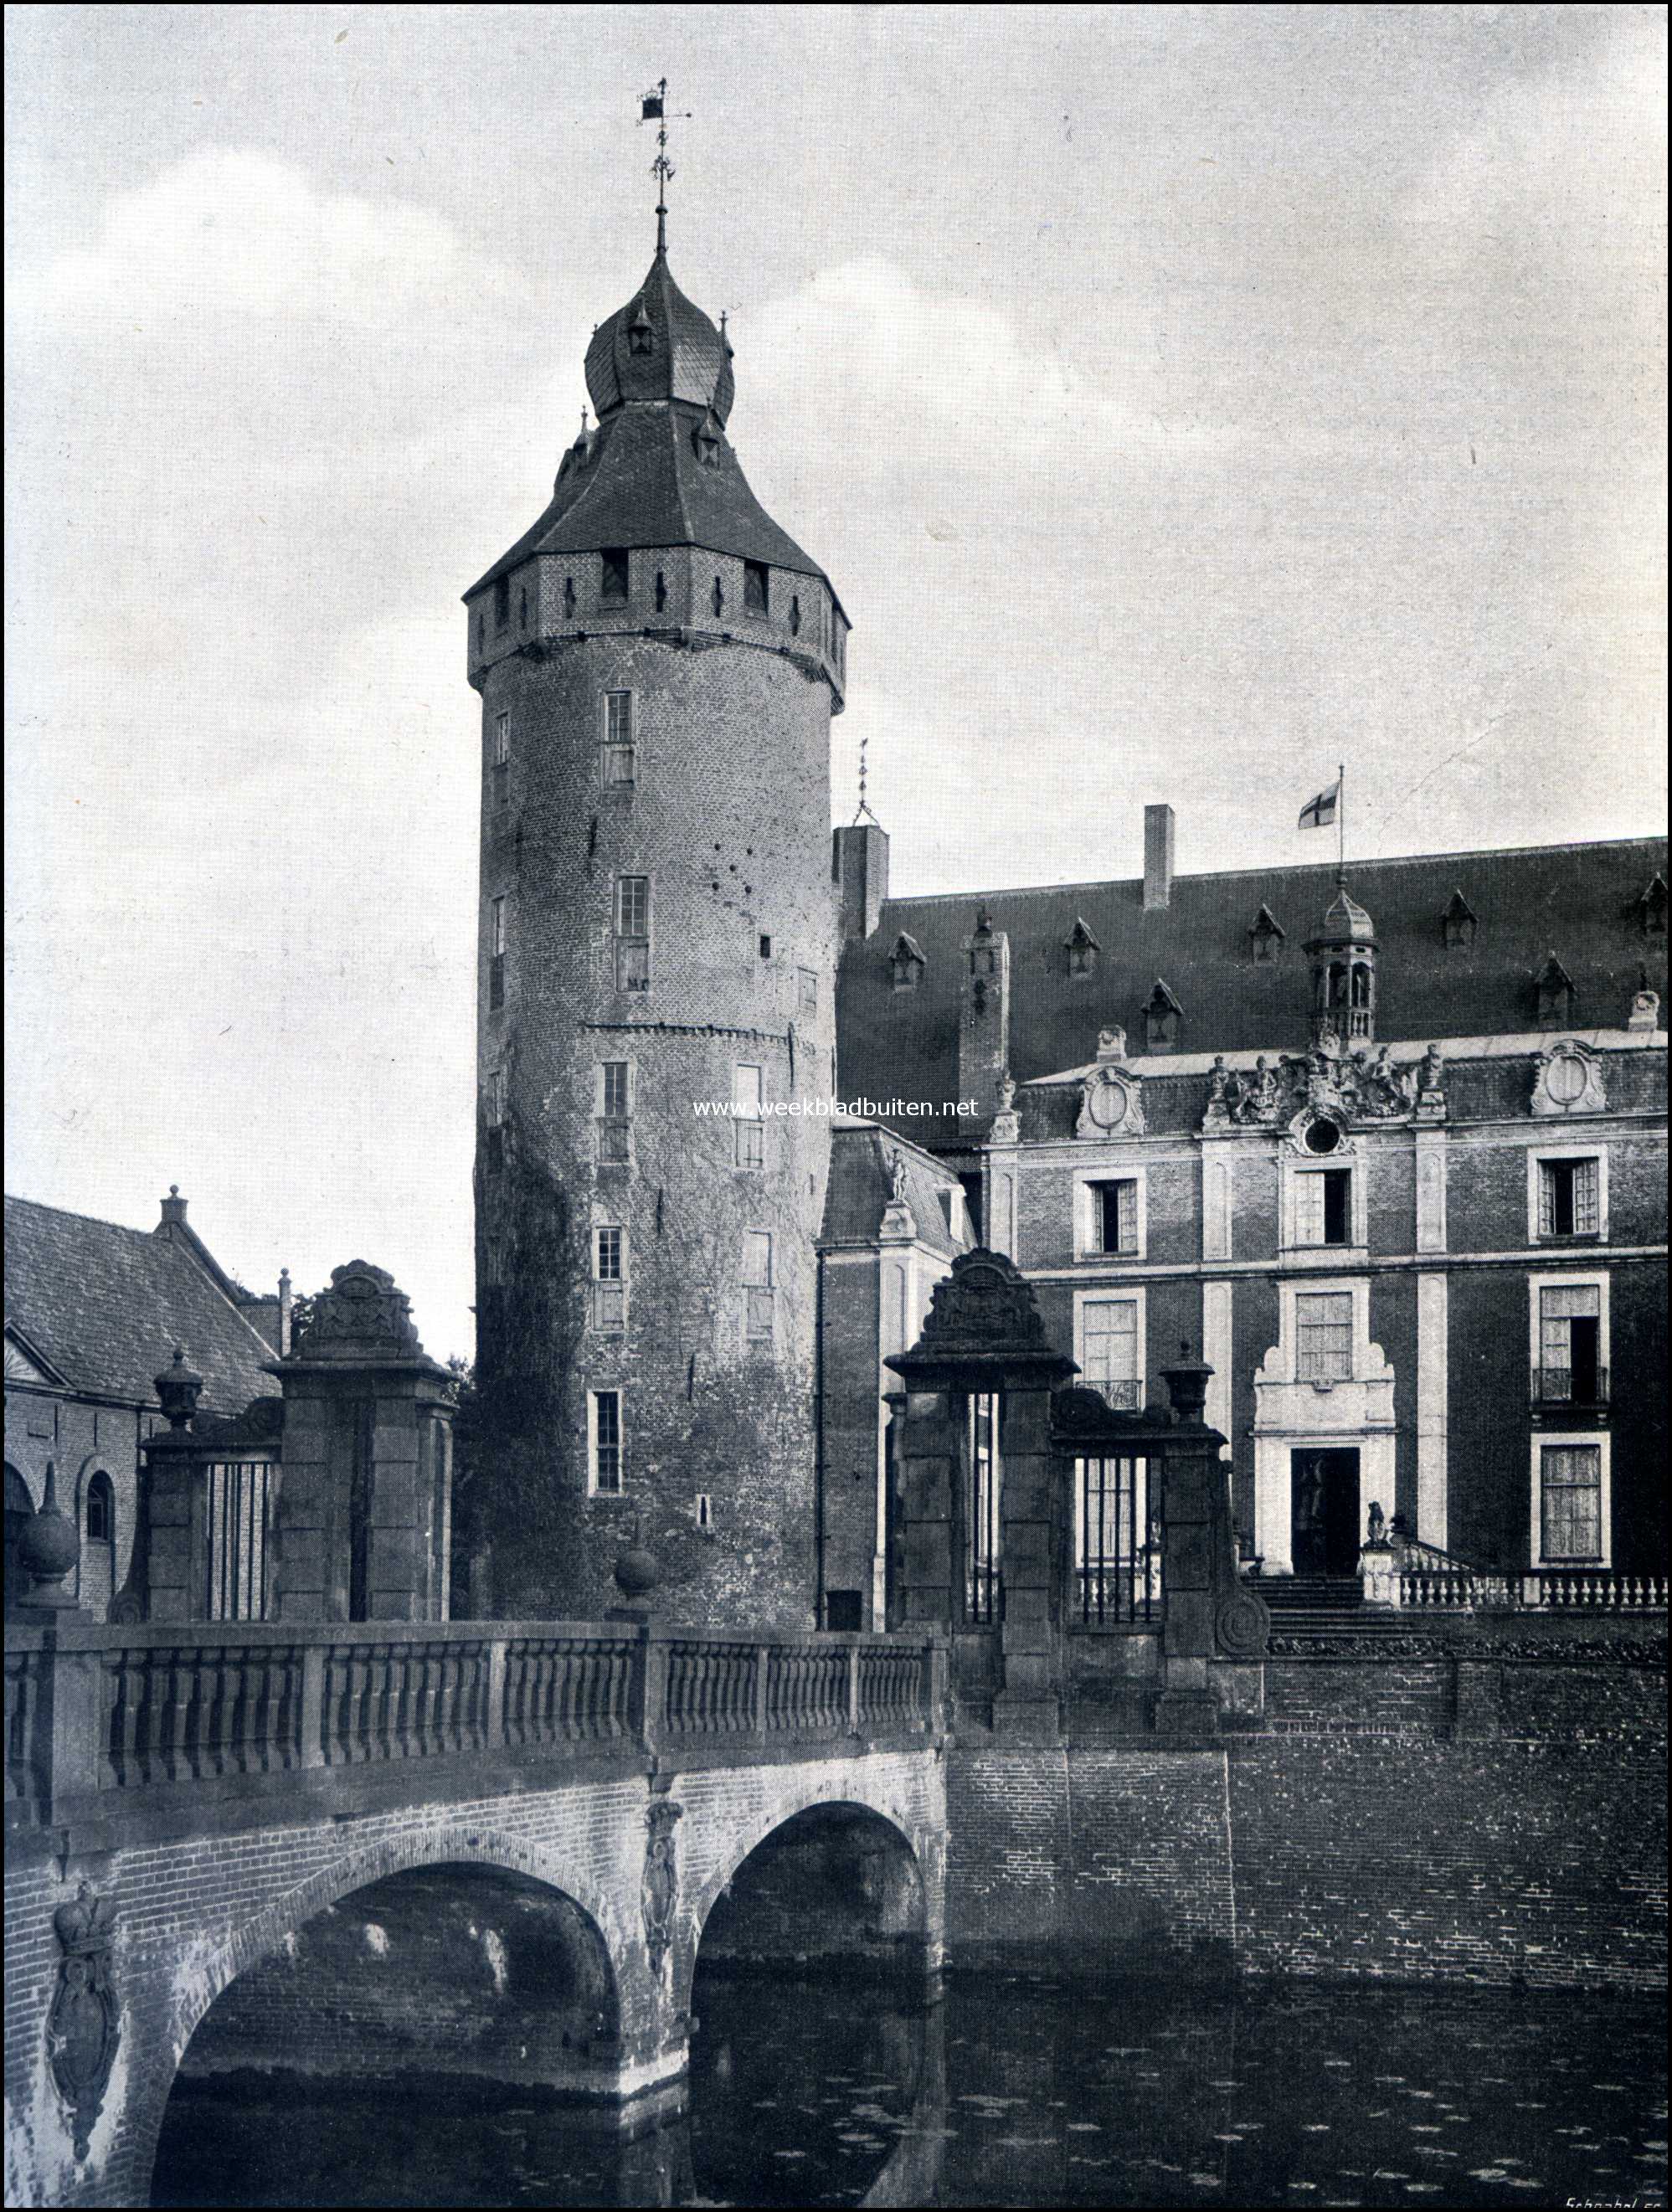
left=583, top=249, right=737, bottom=424
left=1305, top=877, right=1378, bottom=1044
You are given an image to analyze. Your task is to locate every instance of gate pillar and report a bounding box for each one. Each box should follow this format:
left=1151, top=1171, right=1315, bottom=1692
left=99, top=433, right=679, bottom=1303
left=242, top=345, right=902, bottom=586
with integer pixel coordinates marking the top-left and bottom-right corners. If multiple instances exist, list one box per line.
left=887, top=1249, right=1075, bottom=1737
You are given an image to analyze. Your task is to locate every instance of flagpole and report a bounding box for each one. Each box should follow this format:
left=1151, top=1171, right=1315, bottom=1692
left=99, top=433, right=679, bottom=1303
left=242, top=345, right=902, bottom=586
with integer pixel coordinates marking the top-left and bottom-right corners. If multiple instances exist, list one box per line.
left=1338, top=760, right=1345, bottom=879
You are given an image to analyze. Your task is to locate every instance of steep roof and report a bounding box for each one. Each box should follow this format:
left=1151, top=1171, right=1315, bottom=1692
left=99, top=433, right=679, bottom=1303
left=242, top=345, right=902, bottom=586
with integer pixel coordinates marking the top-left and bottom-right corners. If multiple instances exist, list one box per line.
left=3, top=1196, right=278, bottom=1416
left=836, top=836, right=1668, bottom=1141
left=821, top=1121, right=971, bottom=1258
left=465, top=249, right=841, bottom=610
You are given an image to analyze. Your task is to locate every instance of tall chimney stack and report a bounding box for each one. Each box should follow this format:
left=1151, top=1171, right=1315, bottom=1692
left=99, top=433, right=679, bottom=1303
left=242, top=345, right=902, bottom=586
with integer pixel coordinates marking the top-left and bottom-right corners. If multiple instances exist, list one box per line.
left=1144, top=805, right=1176, bottom=912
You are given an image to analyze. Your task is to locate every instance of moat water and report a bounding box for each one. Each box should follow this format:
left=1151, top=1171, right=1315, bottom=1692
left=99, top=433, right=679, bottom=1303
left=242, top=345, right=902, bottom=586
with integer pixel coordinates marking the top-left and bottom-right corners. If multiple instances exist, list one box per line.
left=153, top=1971, right=1668, bottom=2209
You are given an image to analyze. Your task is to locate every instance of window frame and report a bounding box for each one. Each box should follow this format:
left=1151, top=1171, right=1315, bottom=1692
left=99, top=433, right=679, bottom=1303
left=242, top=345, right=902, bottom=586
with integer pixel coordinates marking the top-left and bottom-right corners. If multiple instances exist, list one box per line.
left=1072, top=1161, right=1148, bottom=1263
left=742, top=1227, right=775, bottom=1342
left=614, top=873, right=651, bottom=993
left=596, top=1061, right=634, bottom=1165
left=1073, top=1286, right=1147, bottom=1412
left=1527, top=1269, right=1610, bottom=1404
left=743, top=559, right=769, bottom=615
left=588, top=1388, right=625, bottom=1496
left=1530, top=1433, right=1610, bottom=1567
left=1280, top=1150, right=1367, bottom=1257
left=733, top=1063, right=764, bottom=1170
left=592, top=1224, right=628, bottom=1333
left=599, top=548, right=630, bottom=605
left=601, top=690, right=636, bottom=789
left=1528, top=1145, right=1608, bottom=1244
left=1294, top=1289, right=1355, bottom=1383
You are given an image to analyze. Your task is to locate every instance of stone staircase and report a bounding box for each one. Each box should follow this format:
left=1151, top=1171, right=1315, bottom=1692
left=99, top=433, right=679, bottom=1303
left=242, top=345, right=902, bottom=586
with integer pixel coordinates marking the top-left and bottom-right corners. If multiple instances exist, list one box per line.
left=1258, top=1574, right=1417, bottom=1638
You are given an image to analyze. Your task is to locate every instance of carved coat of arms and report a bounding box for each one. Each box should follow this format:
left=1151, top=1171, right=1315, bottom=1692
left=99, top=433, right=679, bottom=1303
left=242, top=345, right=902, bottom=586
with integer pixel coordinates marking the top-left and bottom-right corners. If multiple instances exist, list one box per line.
left=641, top=1798, right=683, bottom=1982
left=48, top=1883, right=120, bottom=2161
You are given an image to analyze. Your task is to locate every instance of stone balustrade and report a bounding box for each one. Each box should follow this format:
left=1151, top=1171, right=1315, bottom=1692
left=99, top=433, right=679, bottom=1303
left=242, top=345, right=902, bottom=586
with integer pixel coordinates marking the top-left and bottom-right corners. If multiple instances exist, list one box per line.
left=3, top=1618, right=946, bottom=1839
left=1394, top=1569, right=1667, bottom=1612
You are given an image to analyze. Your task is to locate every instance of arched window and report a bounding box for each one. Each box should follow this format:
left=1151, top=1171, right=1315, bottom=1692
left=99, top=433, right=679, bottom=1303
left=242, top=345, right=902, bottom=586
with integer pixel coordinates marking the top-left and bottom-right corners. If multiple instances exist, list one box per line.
left=81, top=1469, right=116, bottom=1618
left=1350, top=963, right=1373, bottom=1008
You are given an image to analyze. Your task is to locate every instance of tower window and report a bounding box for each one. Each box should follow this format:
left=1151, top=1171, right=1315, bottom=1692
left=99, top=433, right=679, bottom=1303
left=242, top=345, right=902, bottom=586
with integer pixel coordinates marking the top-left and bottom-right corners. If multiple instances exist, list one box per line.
left=695, top=1492, right=713, bottom=1532
left=598, top=1062, right=632, bottom=1165
left=493, top=712, right=511, bottom=810
left=615, top=875, right=651, bottom=992
left=733, top=1063, right=764, bottom=1169
left=487, top=1067, right=507, bottom=1125
left=602, top=692, right=635, bottom=787
left=744, top=560, right=769, bottom=614
left=655, top=569, right=667, bottom=613
left=759, top=934, right=772, bottom=960
left=489, top=895, right=507, bottom=1011
left=789, top=594, right=801, bottom=636
left=494, top=574, right=511, bottom=631
left=563, top=576, right=576, bottom=616
left=589, top=1390, right=624, bottom=1494
left=518, top=585, right=528, bottom=630
left=742, top=1229, right=774, bottom=1340
left=600, top=548, right=630, bottom=604
left=712, top=574, right=725, bottom=617
left=593, top=1227, right=626, bottom=1331
left=798, top=968, right=817, bottom=1014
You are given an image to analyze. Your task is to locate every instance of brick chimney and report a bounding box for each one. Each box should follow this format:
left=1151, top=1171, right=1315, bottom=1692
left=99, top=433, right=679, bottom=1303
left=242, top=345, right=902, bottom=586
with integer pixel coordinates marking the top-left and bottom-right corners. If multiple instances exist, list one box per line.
left=1144, top=805, right=1175, bottom=911
left=833, top=820, right=889, bottom=942
left=159, top=1186, right=188, bottom=1229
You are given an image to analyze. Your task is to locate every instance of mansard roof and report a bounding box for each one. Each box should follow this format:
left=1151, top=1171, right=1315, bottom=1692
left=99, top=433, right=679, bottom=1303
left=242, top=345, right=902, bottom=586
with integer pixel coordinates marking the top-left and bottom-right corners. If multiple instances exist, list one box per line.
left=3, top=1196, right=278, bottom=1415
left=836, top=835, right=1669, bottom=1140
left=820, top=1121, right=970, bottom=1258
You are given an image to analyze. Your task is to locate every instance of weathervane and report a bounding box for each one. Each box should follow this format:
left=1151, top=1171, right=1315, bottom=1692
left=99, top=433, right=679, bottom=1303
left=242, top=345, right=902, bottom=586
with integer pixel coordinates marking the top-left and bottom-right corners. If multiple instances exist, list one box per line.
left=853, top=726, right=879, bottom=826
left=640, top=78, right=692, bottom=255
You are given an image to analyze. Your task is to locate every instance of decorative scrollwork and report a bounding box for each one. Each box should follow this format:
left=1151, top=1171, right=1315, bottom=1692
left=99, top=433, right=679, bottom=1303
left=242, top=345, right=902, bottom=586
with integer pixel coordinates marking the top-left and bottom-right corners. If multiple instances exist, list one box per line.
left=48, top=1884, right=120, bottom=2162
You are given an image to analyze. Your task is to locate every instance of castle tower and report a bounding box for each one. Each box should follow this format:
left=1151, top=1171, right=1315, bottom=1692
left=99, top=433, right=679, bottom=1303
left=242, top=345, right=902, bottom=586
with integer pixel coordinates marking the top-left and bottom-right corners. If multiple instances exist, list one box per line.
left=463, top=229, right=849, bottom=1624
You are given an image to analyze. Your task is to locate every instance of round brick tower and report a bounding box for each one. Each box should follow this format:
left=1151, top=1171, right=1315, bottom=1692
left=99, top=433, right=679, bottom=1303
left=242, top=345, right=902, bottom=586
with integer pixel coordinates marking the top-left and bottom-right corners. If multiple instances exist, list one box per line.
left=463, top=230, right=848, bottom=1625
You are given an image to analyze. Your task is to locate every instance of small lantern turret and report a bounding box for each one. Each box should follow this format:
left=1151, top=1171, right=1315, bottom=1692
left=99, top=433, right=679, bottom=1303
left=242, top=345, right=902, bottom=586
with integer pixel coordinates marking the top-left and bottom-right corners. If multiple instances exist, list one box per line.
left=1305, top=878, right=1377, bottom=1046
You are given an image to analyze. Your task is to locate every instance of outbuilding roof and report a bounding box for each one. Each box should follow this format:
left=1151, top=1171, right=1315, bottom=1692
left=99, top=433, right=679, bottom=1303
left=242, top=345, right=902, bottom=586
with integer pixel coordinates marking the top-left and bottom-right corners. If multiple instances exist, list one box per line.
left=3, top=1196, right=278, bottom=1417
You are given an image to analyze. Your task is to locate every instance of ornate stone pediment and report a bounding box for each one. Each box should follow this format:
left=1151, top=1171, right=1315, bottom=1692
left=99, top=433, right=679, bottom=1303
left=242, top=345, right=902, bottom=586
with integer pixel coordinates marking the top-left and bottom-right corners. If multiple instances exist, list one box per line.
left=1531, top=1038, right=1607, bottom=1117
left=1076, top=1064, right=1145, bottom=1139
left=290, top=1261, right=425, bottom=1360
left=1202, top=1041, right=1426, bottom=1133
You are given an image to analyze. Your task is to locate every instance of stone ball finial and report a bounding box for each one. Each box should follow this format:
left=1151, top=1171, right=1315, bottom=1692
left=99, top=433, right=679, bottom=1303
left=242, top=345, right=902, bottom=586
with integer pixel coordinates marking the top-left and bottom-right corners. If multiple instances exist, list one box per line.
left=18, top=1460, right=80, bottom=1605
left=613, top=1516, right=660, bottom=1606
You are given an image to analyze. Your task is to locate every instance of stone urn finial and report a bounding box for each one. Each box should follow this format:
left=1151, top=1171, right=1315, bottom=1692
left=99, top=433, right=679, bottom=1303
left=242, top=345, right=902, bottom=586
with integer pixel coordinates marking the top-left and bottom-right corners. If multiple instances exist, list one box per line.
left=1160, top=1341, right=1213, bottom=1423
left=154, top=1346, right=203, bottom=1429
left=18, top=1460, right=80, bottom=1609
left=613, top=1515, right=660, bottom=1608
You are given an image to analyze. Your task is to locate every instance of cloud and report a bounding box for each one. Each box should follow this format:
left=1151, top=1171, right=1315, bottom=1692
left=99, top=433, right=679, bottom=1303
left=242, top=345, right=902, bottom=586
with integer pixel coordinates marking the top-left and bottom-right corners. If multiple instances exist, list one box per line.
left=30, top=147, right=498, bottom=335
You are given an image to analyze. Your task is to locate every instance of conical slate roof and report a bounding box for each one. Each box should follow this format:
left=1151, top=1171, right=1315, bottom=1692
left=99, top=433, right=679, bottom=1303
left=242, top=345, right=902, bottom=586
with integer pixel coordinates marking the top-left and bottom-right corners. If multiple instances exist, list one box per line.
left=465, top=248, right=838, bottom=608
left=584, top=250, right=736, bottom=424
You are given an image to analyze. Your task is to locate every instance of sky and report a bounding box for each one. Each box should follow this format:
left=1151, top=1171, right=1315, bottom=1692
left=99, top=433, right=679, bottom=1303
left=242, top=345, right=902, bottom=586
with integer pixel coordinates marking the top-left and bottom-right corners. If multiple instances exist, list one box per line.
left=5, top=4, right=1666, bottom=1364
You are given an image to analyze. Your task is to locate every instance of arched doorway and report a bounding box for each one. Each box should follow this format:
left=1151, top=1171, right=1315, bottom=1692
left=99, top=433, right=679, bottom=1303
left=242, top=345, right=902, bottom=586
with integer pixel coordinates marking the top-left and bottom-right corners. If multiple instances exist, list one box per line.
left=151, top=1862, right=622, bottom=2208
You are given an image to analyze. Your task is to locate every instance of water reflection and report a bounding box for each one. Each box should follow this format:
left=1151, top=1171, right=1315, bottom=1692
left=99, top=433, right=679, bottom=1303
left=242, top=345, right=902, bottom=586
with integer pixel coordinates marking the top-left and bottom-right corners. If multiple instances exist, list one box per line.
left=154, top=1973, right=1668, bottom=2209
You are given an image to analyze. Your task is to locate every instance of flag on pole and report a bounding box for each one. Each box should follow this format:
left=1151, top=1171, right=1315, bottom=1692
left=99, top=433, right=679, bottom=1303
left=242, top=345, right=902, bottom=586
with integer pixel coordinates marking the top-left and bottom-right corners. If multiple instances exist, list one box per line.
left=1298, top=779, right=1340, bottom=831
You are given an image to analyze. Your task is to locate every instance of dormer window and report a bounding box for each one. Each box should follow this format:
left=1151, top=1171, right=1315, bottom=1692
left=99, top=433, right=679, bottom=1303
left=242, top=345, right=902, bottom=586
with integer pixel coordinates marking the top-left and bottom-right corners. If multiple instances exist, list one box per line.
left=1637, top=875, right=1668, bottom=936
left=693, top=414, right=722, bottom=467
left=628, top=304, right=655, bottom=356
left=1248, top=905, right=1284, bottom=963
left=890, top=934, right=926, bottom=992
left=744, top=561, right=769, bottom=615
left=1442, top=890, right=1479, bottom=950
left=1536, top=953, right=1575, bottom=1029
left=1064, top=918, right=1099, bottom=981
left=1145, top=979, right=1183, bottom=1052
left=600, top=549, right=630, bottom=604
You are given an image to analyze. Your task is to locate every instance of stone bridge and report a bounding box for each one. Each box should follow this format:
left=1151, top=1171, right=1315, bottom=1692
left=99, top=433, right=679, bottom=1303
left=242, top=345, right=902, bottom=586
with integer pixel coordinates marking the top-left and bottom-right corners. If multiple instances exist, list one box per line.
left=4, top=1617, right=948, bottom=2209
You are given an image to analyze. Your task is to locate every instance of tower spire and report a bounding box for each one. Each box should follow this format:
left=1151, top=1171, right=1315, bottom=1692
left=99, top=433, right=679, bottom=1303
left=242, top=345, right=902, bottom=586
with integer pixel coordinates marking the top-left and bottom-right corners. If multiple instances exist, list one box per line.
left=640, top=77, right=692, bottom=256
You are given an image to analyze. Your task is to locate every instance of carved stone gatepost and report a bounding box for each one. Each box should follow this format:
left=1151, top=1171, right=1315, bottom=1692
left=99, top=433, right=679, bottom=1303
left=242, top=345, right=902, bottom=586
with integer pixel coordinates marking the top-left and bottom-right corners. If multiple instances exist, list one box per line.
left=1152, top=1354, right=1269, bottom=1734
left=886, top=1249, right=1075, bottom=1740
left=271, top=1262, right=455, bottom=1623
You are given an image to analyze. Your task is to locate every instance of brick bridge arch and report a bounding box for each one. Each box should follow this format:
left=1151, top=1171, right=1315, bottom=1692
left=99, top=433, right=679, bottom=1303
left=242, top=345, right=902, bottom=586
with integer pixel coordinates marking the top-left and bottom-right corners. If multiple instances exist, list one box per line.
left=8, top=1743, right=946, bottom=2209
